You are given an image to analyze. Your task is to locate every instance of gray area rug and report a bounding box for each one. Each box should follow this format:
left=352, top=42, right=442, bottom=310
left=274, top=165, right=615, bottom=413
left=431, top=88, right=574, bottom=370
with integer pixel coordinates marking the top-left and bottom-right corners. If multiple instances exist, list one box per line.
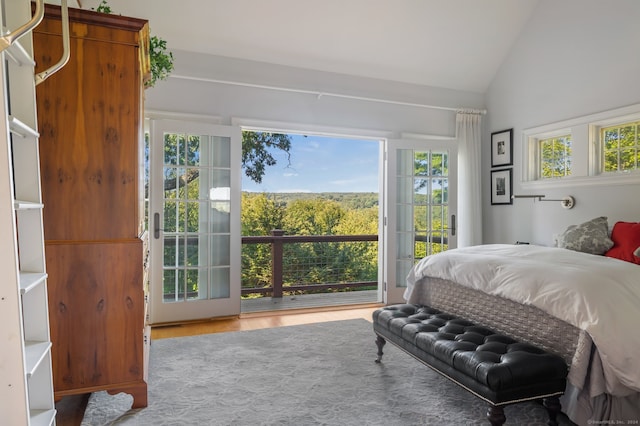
left=81, top=319, right=575, bottom=425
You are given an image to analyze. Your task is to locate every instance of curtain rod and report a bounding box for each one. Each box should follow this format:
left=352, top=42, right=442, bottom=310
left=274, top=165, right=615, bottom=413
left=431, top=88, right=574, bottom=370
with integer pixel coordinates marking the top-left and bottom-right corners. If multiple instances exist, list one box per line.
left=171, top=74, right=487, bottom=115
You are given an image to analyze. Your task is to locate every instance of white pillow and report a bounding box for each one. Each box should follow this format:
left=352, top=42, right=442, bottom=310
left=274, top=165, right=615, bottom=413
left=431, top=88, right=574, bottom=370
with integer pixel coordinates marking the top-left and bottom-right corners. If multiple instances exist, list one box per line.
left=635, top=246, right=640, bottom=257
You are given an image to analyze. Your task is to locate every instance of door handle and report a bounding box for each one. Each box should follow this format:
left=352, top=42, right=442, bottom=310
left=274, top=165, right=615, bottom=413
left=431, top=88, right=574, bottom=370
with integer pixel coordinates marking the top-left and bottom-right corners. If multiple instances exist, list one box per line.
left=450, top=214, right=456, bottom=236
left=154, top=213, right=160, bottom=239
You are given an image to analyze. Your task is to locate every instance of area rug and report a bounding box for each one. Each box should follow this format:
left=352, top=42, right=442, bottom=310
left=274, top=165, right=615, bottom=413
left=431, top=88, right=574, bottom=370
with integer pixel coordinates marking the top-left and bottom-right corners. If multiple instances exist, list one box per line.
left=81, top=319, right=575, bottom=425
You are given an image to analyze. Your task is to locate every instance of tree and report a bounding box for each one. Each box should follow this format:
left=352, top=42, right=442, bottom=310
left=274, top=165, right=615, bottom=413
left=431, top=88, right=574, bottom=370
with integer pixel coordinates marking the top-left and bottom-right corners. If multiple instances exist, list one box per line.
left=283, top=199, right=345, bottom=235
left=414, top=151, right=448, bottom=193
left=240, top=194, right=381, bottom=296
left=540, top=136, right=571, bottom=178
left=334, top=207, right=379, bottom=282
left=241, top=193, right=285, bottom=290
left=160, top=131, right=293, bottom=194
left=280, top=199, right=352, bottom=289
left=242, top=131, right=293, bottom=184
left=241, top=193, right=284, bottom=236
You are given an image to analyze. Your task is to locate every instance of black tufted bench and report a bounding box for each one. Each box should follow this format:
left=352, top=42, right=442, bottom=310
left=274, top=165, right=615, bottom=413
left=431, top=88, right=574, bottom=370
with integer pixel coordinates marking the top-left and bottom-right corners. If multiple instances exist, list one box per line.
left=373, top=304, right=568, bottom=426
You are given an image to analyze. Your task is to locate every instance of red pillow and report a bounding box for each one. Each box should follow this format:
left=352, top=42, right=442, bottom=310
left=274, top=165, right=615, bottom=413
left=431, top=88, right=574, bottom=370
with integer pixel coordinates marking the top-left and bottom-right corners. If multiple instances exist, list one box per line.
left=605, top=222, right=640, bottom=264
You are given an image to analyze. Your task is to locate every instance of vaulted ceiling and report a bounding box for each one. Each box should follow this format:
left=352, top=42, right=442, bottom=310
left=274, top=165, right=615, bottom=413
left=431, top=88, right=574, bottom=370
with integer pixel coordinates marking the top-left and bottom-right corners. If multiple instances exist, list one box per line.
left=67, top=0, right=540, bottom=93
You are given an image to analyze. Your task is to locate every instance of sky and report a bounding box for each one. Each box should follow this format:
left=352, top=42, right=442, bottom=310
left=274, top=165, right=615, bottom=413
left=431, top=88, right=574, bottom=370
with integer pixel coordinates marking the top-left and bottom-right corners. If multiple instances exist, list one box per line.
left=242, top=134, right=380, bottom=193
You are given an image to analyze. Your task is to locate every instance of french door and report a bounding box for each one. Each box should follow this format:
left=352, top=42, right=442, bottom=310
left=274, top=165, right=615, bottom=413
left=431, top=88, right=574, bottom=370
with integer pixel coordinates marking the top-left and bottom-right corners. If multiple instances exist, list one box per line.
left=384, top=139, right=457, bottom=303
left=149, top=119, right=241, bottom=323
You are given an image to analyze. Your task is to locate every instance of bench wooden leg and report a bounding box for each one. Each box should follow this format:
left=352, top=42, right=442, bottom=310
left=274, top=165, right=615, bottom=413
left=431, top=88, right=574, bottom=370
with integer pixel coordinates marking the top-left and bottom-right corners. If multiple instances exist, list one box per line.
left=487, top=405, right=506, bottom=426
left=375, top=335, right=386, bottom=363
left=543, top=396, right=561, bottom=426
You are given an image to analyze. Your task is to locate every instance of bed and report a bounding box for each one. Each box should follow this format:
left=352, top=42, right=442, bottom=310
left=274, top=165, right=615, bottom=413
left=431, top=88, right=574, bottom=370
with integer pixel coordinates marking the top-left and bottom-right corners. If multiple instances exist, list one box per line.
left=403, top=220, right=640, bottom=425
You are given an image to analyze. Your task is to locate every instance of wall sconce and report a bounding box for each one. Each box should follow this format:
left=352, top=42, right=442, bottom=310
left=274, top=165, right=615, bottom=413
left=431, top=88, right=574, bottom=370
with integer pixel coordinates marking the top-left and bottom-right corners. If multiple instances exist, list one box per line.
left=511, top=194, right=575, bottom=209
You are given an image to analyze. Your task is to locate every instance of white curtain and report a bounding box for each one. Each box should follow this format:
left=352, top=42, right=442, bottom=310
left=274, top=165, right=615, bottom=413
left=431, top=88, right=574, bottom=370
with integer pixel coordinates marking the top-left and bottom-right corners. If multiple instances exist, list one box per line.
left=456, top=112, right=483, bottom=247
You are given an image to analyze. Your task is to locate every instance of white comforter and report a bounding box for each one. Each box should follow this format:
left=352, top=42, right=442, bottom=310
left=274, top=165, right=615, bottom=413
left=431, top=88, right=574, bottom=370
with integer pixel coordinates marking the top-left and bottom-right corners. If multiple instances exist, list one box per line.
left=406, top=244, right=640, bottom=395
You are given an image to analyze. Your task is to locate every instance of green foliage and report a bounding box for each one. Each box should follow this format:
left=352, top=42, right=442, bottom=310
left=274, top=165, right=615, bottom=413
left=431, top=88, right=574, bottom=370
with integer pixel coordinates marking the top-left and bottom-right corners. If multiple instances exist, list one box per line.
left=283, top=199, right=344, bottom=235
left=147, top=35, right=174, bottom=88
left=241, top=194, right=284, bottom=289
left=267, top=192, right=378, bottom=209
left=540, top=136, right=572, bottom=178
left=242, top=131, right=292, bottom=184
left=94, top=0, right=112, bottom=13
left=280, top=199, right=346, bottom=290
left=239, top=194, right=441, bottom=295
left=334, top=207, right=378, bottom=235
left=240, top=194, right=379, bottom=295
left=161, top=132, right=209, bottom=298
left=162, top=181, right=201, bottom=298
left=413, top=151, right=448, bottom=193
left=414, top=151, right=448, bottom=176
left=602, top=122, right=640, bottom=172
left=333, top=207, right=379, bottom=282
left=241, top=193, right=284, bottom=236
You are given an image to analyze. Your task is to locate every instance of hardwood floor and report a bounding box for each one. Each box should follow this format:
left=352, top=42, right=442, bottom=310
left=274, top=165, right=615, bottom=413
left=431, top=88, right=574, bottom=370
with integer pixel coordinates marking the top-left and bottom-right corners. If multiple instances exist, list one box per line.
left=54, top=303, right=381, bottom=425
left=151, top=303, right=381, bottom=338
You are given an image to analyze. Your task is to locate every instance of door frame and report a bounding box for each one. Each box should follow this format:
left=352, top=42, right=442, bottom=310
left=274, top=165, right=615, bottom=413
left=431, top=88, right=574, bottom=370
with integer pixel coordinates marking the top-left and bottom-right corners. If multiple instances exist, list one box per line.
left=236, top=119, right=391, bottom=307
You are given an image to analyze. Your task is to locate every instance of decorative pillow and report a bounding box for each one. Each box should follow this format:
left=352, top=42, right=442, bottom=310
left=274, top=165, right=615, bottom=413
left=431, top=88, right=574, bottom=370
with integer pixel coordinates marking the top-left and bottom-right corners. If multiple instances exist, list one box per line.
left=556, top=216, right=614, bottom=255
left=604, top=222, right=640, bottom=264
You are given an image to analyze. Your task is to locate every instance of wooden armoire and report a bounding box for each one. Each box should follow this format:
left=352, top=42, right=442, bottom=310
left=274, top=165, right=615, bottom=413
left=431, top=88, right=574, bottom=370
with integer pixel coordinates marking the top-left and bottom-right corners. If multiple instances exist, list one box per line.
left=33, top=4, right=150, bottom=407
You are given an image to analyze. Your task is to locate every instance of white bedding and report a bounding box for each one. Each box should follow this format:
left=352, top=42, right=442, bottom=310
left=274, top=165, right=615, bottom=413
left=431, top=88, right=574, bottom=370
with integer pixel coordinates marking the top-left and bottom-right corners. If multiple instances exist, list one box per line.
left=405, top=244, right=640, bottom=396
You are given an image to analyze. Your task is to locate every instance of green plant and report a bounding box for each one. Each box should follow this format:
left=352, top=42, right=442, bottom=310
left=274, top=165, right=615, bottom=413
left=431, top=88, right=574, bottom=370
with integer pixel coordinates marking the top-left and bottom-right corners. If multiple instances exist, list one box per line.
left=147, top=35, right=174, bottom=88
left=94, top=0, right=111, bottom=13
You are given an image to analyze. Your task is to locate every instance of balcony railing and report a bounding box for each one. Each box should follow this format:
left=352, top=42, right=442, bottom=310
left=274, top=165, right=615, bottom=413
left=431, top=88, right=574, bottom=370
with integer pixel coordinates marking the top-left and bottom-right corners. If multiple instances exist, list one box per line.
left=241, top=230, right=378, bottom=298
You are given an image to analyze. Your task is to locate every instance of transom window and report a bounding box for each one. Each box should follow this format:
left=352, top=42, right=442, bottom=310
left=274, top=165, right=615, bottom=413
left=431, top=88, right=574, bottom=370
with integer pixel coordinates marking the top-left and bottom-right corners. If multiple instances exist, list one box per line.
left=522, top=104, right=640, bottom=188
left=601, top=121, right=640, bottom=173
left=539, top=135, right=572, bottom=178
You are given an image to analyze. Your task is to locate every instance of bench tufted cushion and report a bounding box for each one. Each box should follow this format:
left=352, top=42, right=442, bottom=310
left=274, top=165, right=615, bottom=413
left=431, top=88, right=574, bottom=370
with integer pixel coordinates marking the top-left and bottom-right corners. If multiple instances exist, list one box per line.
left=373, top=304, right=568, bottom=406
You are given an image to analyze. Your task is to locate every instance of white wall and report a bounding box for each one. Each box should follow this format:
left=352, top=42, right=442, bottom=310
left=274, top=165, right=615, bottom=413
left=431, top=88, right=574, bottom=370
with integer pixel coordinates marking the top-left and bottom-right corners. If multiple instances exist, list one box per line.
left=144, top=51, right=484, bottom=138
left=484, top=0, right=640, bottom=245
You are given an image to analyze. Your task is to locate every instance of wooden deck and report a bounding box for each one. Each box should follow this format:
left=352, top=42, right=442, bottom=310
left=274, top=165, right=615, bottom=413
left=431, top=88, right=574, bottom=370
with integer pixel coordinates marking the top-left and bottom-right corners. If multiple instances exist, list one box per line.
left=241, top=289, right=380, bottom=313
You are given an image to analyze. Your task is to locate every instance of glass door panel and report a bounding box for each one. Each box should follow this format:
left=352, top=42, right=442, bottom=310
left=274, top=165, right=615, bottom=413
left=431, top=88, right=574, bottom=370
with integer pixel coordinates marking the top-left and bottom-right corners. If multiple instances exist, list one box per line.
left=150, top=119, right=240, bottom=323
left=385, top=139, right=457, bottom=303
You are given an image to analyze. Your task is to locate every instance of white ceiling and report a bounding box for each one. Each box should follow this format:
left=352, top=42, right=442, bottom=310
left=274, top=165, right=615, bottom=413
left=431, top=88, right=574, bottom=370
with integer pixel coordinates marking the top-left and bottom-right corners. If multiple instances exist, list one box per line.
left=73, top=0, right=539, bottom=93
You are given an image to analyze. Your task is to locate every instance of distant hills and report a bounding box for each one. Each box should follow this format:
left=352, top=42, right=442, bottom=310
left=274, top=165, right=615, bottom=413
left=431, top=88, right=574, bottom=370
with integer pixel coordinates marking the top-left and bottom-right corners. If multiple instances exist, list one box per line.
left=243, top=192, right=379, bottom=210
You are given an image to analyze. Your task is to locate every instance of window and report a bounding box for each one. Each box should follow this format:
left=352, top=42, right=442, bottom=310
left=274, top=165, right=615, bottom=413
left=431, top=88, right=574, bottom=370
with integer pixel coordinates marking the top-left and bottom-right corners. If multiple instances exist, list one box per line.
left=601, top=121, right=640, bottom=173
left=522, top=104, right=640, bottom=188
left=539, top=135, right=572, bottom=178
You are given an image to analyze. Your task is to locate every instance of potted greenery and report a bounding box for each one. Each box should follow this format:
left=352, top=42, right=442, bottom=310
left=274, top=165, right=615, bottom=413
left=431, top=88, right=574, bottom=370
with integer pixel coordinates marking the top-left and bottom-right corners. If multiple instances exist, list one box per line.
left=147, top=35, right=173, bottom=88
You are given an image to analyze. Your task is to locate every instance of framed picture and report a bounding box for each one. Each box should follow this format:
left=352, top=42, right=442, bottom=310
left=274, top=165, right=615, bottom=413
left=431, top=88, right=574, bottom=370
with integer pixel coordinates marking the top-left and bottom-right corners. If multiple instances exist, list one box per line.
left=490, top=168, right=512, bottom=205
left=491, top=128, right=513, bottom=167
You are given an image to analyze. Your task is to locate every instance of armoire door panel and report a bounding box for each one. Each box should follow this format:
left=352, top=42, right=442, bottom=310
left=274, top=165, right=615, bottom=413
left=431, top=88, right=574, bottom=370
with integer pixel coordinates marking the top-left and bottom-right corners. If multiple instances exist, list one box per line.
left=45, top=240, right=144, bottom=391
left=35, top=25, right=141, bottom=241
